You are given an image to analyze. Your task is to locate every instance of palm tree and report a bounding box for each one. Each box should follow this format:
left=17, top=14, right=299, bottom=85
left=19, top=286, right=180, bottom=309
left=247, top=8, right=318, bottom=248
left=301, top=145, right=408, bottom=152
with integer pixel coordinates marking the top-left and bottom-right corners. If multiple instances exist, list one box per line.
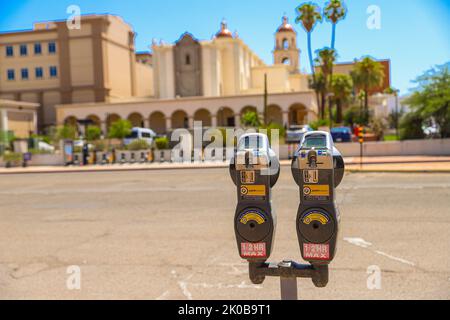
left=350, top=57, right=385, bottom=123
left=315, top=48, right=337, bottom=122
left=295, top=3, right=322, bottom=116
left=324, top=0, right=347, bottom=50
left=331, top=74, right=353, bottom=123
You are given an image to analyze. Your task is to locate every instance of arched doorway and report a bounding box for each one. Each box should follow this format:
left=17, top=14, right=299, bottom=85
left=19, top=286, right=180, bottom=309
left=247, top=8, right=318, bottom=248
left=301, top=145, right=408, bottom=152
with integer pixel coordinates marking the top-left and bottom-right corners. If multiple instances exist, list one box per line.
left=86, top=114, right=101, bottom=128
left=194, top=109, right=212, bottom=127
left=106, top=114, right=121, bottom=132
left=172, top=110, right=189, bottom=129
left=267, top=105, right=283, bottom=125
left=217, top=107, right=235, bottom=127
left=64, top=116, right=78, bottom=128
left=128, top=112, right=144, bottom=128
left=150, top=111, right=166, bottom=134
left=289, top=104, right=307, bottom=126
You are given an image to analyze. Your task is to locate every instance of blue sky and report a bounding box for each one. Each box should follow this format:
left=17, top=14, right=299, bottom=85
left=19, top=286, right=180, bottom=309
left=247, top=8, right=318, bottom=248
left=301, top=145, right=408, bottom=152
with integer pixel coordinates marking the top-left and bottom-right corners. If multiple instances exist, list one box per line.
left=1, top=0, right=449, bottom=95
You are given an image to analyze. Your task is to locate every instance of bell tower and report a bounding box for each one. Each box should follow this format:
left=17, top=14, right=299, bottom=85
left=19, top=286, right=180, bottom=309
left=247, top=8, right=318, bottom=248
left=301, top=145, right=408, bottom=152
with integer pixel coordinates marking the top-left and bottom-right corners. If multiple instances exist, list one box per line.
left=273, top=16, right=300, bottom=73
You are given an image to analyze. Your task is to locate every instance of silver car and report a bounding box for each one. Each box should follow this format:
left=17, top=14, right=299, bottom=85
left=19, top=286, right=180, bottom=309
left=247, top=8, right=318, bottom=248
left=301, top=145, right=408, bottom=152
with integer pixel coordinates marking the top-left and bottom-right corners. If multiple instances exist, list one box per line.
left=286, top=125, right=313, bottom=143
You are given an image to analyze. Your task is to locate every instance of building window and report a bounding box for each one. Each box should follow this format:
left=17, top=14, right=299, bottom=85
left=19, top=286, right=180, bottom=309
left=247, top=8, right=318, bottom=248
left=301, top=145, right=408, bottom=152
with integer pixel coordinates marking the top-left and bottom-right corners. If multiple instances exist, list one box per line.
left=48, top=42, right=56, bottom=54
left=20, top=44, right=28, bottom=56
left=6, top=46, right=14, bottom=57
left=35, top=67, right=43, bottom=79
left=185, top=54, right=191, bottom=65
left=21, top=68, right=29, bottom=80
left=7, top=69, right=15, bottom=81
left=34, top=43, right=42, bottom=55
left=282, top=39, right=289, bottom=50
left=49, top=66, right=58, bottom=78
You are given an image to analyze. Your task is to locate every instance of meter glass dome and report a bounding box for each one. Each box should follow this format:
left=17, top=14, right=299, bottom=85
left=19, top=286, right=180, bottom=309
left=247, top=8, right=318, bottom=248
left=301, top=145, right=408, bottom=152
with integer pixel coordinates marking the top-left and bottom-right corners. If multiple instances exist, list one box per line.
left=304, top=135, right=327, bottom=149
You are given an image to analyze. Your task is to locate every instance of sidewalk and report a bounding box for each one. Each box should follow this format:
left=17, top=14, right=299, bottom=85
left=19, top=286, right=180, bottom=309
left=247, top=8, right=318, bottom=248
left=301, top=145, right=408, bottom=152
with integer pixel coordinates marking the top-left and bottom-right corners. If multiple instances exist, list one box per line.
left=0, top=156, right=449, bottom=175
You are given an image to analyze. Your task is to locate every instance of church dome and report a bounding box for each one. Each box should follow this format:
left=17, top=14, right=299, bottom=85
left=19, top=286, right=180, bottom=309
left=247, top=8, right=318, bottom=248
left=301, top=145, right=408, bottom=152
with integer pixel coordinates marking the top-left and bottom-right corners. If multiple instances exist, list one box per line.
left=216, top=20, right=233, bottom=38
left=277, top=16, right=295, bottom=33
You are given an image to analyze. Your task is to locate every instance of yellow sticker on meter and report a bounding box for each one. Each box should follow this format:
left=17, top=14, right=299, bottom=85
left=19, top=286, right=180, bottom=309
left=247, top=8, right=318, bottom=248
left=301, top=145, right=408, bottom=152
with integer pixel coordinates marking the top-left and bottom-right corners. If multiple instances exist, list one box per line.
left=303, top=212, right=329, bottom=225
left=240, top=211, right=266, bottom=225
left=303, top=185, right=330, bottom=196
left=240, top=185, right=266, bottom=197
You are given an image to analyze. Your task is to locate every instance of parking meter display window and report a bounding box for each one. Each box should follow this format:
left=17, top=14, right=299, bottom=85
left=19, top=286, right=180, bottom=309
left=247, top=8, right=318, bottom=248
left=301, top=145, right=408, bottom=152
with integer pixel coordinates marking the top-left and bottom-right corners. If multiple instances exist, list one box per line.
left=237, top=208, right=270, bottom=243
left=304, top=135, right=327, bottom=148
left=240, top=171, right=255, bottom=184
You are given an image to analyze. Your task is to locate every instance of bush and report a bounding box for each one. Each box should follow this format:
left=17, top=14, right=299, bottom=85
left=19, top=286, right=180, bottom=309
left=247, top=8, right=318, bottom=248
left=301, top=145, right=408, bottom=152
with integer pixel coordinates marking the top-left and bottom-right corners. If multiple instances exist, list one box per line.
left=241, top=111, right=260, bottom=127
left=93, top=140, right=106, bottom=152
left=3, top=152, right=22, bottom=164
left=309, top=119, right=330, bottom=130
left=108, top=119, right=132, bottom=140
left=343, top=105, right=365, bottom=127
left=127, top=139, right=150, bottom=151
left=155, top=137, right=169, bottom=150
left=86, top=126, right=102, bottom=142
left=57, top=125, right=77, bottom=140
left=370, top=118, right=387, bottom=140
left=400, top=112, right=425, bottom=140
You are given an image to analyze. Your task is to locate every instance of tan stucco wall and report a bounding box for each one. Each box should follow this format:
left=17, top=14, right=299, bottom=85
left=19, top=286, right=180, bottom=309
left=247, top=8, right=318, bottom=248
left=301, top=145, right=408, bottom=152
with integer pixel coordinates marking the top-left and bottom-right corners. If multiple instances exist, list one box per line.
left=135, top=62, right=153, bottom=97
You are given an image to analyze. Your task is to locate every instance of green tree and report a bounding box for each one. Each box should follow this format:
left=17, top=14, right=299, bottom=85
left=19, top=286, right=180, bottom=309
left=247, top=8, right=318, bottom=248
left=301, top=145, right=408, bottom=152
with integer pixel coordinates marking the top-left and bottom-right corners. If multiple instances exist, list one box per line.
left=350, top=56, right=385, bottom=123
left=241, top=111, right=260, bottom=127
left=86, top=125, right=102, bottom=142
left=404, top=63, right=450, bottom=138
left=399, top=112, right=425, bottom=140
left=57, top=125, right=77, bottom=140
left=314, top=48, right=337, bottom=121
left=331, top=74, right=353, bottom=123
left=108, top=119, right=132, bottom=142
left=295, top=3, right=322, bottom=115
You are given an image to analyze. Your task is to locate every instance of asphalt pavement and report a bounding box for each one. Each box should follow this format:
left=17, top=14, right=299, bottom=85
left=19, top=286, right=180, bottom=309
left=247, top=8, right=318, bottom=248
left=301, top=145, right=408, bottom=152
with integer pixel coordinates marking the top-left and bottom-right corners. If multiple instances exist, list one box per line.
left=0, top=168, right=448, bottom=300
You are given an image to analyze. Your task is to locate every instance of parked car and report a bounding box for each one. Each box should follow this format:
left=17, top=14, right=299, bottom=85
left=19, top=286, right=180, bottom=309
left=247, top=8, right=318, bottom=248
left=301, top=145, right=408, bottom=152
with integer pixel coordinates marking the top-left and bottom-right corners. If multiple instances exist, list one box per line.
left=124, top=127, right=157, bottom=147
left=286, top=125, right=313, bottom=143
left=331, top=127, right=352, bottom=143
left=38, top=141, right=55, bottom=152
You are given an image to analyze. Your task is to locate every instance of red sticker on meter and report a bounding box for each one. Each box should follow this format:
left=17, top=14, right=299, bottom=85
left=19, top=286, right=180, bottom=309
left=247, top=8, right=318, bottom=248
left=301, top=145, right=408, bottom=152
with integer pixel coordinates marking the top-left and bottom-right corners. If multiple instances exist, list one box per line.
left=303, top=243, right=330, bottom=260
left=241, top=243, right=267, bottom=258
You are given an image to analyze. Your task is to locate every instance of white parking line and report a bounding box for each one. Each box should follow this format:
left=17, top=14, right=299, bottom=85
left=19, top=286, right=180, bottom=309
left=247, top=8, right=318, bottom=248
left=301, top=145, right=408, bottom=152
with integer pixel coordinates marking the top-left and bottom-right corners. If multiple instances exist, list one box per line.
left=344, top=237, right=415, bottom=267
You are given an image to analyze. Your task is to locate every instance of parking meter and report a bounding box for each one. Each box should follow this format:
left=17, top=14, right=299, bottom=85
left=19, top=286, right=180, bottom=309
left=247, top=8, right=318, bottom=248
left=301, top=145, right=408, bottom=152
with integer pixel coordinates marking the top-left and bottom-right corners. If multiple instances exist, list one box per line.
left=291, top=131, right=344, bottom=276
left=230, top=133, right=280, bottom=265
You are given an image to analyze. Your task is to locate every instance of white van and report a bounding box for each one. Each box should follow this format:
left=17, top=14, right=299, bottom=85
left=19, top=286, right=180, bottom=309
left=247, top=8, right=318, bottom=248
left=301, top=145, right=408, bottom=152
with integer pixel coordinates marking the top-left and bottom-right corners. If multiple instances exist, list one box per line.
left=124, top=127, right=157, bottom=147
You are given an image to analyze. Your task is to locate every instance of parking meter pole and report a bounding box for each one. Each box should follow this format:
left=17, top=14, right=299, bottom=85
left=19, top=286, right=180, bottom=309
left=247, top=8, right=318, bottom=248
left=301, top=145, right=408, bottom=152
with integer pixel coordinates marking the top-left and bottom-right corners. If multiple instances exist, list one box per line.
left=280, top=277, right=298, bottom=300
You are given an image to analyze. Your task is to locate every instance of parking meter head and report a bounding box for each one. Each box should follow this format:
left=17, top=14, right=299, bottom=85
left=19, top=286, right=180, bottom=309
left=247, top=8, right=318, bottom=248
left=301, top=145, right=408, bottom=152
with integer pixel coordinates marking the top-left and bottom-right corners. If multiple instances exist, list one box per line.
left=291, top=131, right=343, bottom=267
left=230, top=133, right=279, bottom=263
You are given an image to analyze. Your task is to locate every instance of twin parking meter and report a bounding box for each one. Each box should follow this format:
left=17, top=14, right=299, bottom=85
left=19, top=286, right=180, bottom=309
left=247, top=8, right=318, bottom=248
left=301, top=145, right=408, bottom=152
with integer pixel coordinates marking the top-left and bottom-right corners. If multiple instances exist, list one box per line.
left=230, top=131, right=345, bottom=294
left=291, top=131, right=344, bottom=287
left=229, top=134, right=280, bottom=268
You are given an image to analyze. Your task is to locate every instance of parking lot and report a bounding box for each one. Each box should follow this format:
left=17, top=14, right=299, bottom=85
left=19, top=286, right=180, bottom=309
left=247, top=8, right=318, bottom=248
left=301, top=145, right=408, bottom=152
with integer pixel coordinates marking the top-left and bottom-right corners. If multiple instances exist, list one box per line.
left=0, top=168, right=449, bottom=300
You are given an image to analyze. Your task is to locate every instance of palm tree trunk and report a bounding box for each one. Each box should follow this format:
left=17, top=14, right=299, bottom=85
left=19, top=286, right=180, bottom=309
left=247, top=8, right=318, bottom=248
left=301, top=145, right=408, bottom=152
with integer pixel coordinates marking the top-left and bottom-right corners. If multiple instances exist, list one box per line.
left=331, top=23, right=336, bottom=50
left=364, top=86, right=369, bottom=124
left=308, top=32, right=322, bottom=120
left=336, top=99, right=343, bottom=124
